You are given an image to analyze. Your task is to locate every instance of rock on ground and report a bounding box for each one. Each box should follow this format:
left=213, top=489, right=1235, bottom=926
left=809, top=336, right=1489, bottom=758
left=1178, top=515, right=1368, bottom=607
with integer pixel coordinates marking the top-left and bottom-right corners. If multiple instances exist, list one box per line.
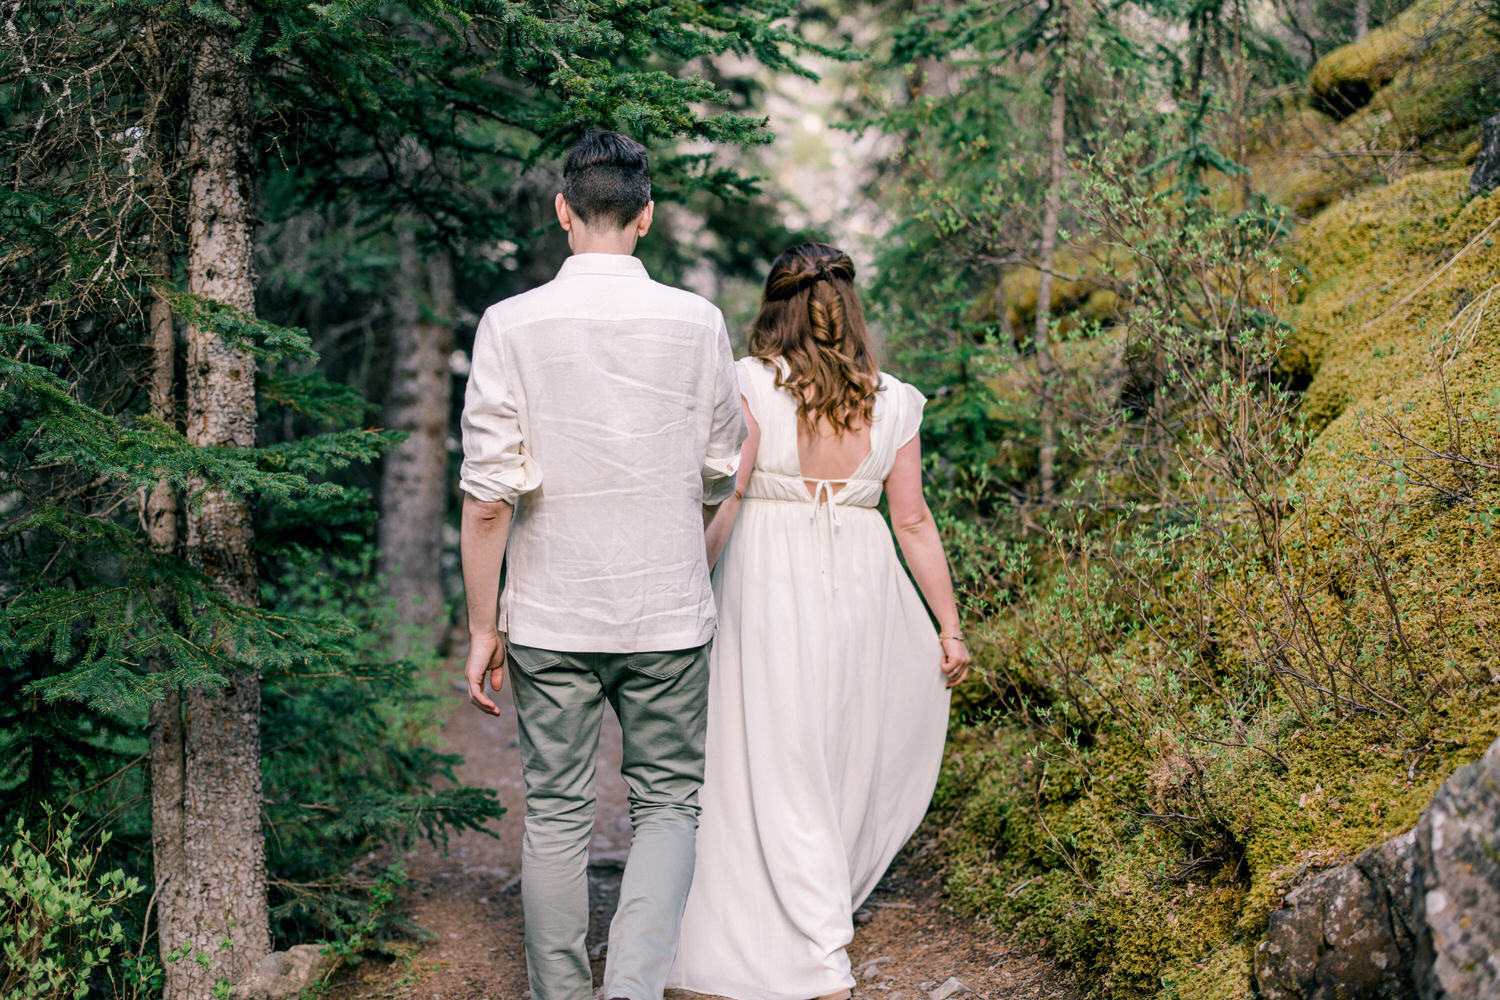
left=1254, top=829, right=1417, bottom=1000
left=930, top=976, right=969, bottom=1000
left=234, top=944, right=330, bottom=1000
left=1413, top=736, right=1500, bottom=1000
left=1255, top=735, right=1500, bottom=1000
left=1470, top=113, right=1500, bottom=198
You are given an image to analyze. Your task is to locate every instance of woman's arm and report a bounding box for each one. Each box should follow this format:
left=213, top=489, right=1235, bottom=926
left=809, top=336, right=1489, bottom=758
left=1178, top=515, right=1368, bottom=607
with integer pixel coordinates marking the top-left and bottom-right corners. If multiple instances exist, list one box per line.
left=705, top=398, right=759, bottom=568
left=885, top=434, right=970, bottom=687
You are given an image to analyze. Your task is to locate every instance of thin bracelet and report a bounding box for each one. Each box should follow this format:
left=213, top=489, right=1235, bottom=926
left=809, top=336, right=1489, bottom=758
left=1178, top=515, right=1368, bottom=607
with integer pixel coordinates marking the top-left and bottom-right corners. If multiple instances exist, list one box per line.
left=939, top=630, right=965, bottom=642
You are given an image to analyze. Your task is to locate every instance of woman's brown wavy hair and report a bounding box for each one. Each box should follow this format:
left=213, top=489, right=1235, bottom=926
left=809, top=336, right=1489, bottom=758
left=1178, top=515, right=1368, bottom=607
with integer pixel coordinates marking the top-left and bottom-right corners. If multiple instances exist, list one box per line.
left=747, top=243, right=879, bottom=435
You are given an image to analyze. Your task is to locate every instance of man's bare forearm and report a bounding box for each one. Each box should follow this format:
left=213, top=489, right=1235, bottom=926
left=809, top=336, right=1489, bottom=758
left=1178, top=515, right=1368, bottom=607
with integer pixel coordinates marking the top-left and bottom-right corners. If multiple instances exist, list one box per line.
left=461, top=493, right=514, bottom=637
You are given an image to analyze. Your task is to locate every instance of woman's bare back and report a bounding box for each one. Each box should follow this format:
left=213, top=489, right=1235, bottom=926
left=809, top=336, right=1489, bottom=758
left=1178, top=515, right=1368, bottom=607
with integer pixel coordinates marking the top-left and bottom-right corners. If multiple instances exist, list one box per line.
left=796, top=416, right=872, bottom=497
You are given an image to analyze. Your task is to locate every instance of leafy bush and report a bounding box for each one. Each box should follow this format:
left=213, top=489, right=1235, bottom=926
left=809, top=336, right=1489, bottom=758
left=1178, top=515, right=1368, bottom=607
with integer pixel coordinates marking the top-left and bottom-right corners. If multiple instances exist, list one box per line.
left=0, top=810, right=159, bottom=1000
left=881, top=90, right=1500, bottom=995
left=256, top=505, right=503, bottom=944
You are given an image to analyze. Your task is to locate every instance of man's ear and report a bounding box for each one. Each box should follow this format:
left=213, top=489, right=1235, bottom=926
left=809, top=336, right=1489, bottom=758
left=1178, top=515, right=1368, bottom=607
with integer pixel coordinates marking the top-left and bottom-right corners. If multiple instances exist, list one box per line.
left=634, top=200, right=655, bottom=238
left=555, top=192, right=573, bottom=232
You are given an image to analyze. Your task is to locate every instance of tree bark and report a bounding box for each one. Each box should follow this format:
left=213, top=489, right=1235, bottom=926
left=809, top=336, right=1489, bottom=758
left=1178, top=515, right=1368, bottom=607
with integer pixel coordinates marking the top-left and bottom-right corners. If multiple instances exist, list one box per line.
left=1033, top=80, right=1066, bottom=502
left=146, top=237, right=187, bottom=984
left=145, top=239, right=177, bottom=553
left=153, top=4, right=271, bottom=994
left=1353, top=0, right=1370, bottom=39
left=1231, top=0, right=1254, bottom=210
left=379, top=222, right=455, bottom=652
left=1293, top=0, right=1321, bottom=61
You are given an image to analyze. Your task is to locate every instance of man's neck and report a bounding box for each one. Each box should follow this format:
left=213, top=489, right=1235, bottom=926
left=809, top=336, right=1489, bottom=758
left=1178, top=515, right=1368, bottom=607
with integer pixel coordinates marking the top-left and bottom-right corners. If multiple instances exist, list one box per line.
left=568, top=232, right=639, bottom=256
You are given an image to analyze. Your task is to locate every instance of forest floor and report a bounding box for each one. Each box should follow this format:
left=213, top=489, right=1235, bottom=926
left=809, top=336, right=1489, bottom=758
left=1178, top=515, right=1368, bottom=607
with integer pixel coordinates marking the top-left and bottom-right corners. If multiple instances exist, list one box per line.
left=326, top=662, right=1078, bottom=1000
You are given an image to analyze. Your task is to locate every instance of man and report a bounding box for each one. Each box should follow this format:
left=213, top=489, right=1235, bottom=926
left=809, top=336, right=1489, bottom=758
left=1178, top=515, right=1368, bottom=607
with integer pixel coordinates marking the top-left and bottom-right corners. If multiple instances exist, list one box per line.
left=458, top=130, right=745, bottom=1000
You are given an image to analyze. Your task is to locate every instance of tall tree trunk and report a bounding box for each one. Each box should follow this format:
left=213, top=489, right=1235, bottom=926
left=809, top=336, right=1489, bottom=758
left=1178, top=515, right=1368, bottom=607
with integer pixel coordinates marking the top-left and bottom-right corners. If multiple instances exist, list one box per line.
left=1353, top=0, right=1370, bottom=39
left=145, top=237, right=187, bottom=982
left=1294, top=0, right=1320, bottom=60
left=1231, top=0, right=1253, bottom=210
left=153, top=5, right=271, bottom=994
left=379, top=222, right=455, bottom=652
left=1034, top=80, right=1066, bottom=502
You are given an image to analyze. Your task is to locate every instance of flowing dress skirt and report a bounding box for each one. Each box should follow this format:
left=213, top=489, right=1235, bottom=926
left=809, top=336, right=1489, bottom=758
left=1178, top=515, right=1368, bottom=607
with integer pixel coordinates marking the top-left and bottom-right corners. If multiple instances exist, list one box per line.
left=668, top=495, right=951, bottom=1000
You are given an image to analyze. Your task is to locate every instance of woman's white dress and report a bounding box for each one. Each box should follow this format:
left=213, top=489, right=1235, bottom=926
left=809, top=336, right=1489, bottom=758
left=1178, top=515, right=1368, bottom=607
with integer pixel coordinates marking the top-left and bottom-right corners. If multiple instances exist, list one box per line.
left=668, top=357, right=952, bottom=1000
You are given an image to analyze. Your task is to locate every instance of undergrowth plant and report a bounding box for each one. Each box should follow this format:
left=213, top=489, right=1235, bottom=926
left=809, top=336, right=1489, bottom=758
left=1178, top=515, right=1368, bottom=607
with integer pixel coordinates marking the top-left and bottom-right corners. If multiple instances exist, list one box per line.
left=901, top=104, right=1500, bottom=996
left=0, top=810, right=158, bottom=1000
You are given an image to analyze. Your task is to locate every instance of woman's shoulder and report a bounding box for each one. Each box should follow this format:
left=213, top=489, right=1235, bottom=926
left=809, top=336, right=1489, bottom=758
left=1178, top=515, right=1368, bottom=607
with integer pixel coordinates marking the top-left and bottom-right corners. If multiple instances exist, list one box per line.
left=875, top=371, right=927, bottom=446
left=876, top=371, right=927, bottom=405
left=734, top=355, right=790, bottom=422
left=737, top=354, right=785, bottom=373
left=736, top=354, right=792, bottom=387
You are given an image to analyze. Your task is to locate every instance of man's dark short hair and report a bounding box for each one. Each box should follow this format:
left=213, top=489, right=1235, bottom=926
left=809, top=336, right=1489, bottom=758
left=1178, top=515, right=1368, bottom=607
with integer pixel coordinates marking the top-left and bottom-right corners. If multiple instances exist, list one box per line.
left=562, top=131, right=651, bottom=230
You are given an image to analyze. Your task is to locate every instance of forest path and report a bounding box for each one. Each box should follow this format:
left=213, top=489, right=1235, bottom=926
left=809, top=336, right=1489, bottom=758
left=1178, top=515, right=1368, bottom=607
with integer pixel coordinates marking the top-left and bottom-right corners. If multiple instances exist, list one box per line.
left=328, top=663, right=1077, bottom=1000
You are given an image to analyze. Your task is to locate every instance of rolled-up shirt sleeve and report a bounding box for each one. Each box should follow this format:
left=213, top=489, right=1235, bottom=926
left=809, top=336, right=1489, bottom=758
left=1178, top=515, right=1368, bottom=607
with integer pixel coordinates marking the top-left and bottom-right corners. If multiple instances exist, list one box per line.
left=701, top=313, right=747, bottom=504
left=460, top=309, right=542, bottom=504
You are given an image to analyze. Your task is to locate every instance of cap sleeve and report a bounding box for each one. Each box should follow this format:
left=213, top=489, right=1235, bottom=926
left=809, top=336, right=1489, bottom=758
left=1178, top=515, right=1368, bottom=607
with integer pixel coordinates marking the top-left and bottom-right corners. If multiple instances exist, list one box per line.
left=736, top=355, right=769, bottom=424
left=894, top=378, right=926, bottom=448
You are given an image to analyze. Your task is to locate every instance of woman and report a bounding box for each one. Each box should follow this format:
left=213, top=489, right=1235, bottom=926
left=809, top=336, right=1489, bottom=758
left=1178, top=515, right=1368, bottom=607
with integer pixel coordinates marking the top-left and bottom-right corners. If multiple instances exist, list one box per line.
left=669, top=244, right=970, bottom=1000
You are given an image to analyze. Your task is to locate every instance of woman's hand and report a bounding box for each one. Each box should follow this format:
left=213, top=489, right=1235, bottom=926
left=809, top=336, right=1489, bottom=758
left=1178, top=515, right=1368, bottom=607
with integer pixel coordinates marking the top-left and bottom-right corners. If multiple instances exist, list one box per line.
left=940, top=635, right=970, bottom=688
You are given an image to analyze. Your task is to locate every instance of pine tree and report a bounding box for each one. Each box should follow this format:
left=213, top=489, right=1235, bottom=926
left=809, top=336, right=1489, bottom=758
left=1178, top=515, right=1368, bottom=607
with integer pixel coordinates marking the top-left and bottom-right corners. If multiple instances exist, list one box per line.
left=3, top=0, right=818, bottom=990
left=858, top=0, right=1278, bottom=503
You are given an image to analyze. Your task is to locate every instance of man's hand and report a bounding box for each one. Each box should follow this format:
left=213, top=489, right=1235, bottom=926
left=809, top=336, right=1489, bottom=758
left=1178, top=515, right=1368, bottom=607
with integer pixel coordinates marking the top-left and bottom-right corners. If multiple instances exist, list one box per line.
left=465, top=630, right=507, bottom=715
left=460, top=493, right=513, bottom=715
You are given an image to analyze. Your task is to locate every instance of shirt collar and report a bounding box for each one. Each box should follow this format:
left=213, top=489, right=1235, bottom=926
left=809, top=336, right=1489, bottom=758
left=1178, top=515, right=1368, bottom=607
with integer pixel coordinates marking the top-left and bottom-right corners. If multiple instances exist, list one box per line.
left=557, top=253, right=650, bottom=280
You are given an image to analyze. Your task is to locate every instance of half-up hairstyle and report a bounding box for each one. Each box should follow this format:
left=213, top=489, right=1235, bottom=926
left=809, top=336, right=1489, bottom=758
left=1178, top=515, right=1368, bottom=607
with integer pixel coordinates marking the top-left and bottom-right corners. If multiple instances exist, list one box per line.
left=747, top=243, right=879, bottom=435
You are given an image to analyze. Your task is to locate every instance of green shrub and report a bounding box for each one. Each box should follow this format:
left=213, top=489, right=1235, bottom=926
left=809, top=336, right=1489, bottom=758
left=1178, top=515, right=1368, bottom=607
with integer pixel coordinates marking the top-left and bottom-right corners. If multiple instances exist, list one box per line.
left=0, top=810, right=160, bottom=1000
left=256, top=513, right=504, bottom=944
left=915, top=134, right=1500, bottom=1000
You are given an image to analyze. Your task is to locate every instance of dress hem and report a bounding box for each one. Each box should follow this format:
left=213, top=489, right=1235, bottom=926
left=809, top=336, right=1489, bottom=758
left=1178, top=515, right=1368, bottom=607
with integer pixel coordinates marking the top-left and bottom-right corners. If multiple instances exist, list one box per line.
left=667, top=971, right=856, bottom=1000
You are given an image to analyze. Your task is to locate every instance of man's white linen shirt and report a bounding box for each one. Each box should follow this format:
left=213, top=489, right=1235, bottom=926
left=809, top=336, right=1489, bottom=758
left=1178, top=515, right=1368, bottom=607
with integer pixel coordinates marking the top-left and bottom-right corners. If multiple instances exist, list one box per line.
left=460, top=252, right=746, bottom=653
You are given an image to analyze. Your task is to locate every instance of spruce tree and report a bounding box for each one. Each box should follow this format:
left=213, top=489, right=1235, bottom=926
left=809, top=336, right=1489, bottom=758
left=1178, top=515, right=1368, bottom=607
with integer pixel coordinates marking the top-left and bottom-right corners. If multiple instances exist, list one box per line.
left=3, top=0, right=816, bottom=991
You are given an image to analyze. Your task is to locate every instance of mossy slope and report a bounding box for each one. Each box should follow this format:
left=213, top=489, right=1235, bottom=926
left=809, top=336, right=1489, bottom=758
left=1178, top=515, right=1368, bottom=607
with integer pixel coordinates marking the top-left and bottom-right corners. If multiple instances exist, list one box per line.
left=1258, top=0, right=1495, bottom=217
left=938, top=66, right=1500, bottom=1000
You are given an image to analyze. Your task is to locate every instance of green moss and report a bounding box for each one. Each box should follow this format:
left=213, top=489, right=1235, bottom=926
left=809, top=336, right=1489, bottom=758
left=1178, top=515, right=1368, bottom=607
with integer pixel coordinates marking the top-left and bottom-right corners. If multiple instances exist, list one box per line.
left=1260, top=0, right=1495, bottom=218
left=935, top=160, right=1500, bottom=998
left=1308, top=0, right=1454, bottom=118
left=1161, top=941, right=1256, bottom=1000
left=1288, top=168, right=1500, bottom=432
left=937, top=694, right=1500, bottom=997
left=931, top=10, right=1500, bottom=995
left=1000, top=248, right=1127, bottom=336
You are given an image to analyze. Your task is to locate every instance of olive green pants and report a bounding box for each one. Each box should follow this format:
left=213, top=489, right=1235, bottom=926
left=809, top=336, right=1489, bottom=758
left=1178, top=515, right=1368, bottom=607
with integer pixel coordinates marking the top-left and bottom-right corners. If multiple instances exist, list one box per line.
left=506, top=642, right=710, bottom=1000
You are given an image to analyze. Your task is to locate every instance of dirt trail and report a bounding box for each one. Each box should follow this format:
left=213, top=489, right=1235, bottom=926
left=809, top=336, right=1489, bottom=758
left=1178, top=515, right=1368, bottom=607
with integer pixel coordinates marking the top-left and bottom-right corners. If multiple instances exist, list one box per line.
left=328, top=673, right=1077, bottom=1000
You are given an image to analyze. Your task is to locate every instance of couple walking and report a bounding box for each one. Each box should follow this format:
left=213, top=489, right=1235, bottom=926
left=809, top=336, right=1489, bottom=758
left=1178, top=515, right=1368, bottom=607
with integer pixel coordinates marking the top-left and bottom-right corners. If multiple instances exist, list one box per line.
left=457, top=131, right=970, bottom=1000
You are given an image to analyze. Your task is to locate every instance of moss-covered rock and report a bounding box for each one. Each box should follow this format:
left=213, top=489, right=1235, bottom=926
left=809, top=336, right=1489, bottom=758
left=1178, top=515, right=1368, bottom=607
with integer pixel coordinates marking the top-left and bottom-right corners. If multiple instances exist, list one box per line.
left=928, top=6, right=1500, bottom=994
left=1308, top=0, right=1449, bottom=119
left=1260, top=0, right=1495, bottom=218
left=1287, top=167, right=1494, bottom=432
left=936, top=157, right=1500, bottom=1000
left=998, top=248, right=1126, bottom=337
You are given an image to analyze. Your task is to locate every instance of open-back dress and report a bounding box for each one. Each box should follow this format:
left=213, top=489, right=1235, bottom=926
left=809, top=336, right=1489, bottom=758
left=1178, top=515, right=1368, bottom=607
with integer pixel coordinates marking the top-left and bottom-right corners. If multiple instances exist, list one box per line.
left=668, top=356, right=952, bottom=1000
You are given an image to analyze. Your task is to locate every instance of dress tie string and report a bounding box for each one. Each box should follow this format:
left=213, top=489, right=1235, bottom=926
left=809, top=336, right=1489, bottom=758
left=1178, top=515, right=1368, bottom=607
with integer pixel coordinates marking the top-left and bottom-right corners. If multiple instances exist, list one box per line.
left=807, top=478, right=844, bottom=590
